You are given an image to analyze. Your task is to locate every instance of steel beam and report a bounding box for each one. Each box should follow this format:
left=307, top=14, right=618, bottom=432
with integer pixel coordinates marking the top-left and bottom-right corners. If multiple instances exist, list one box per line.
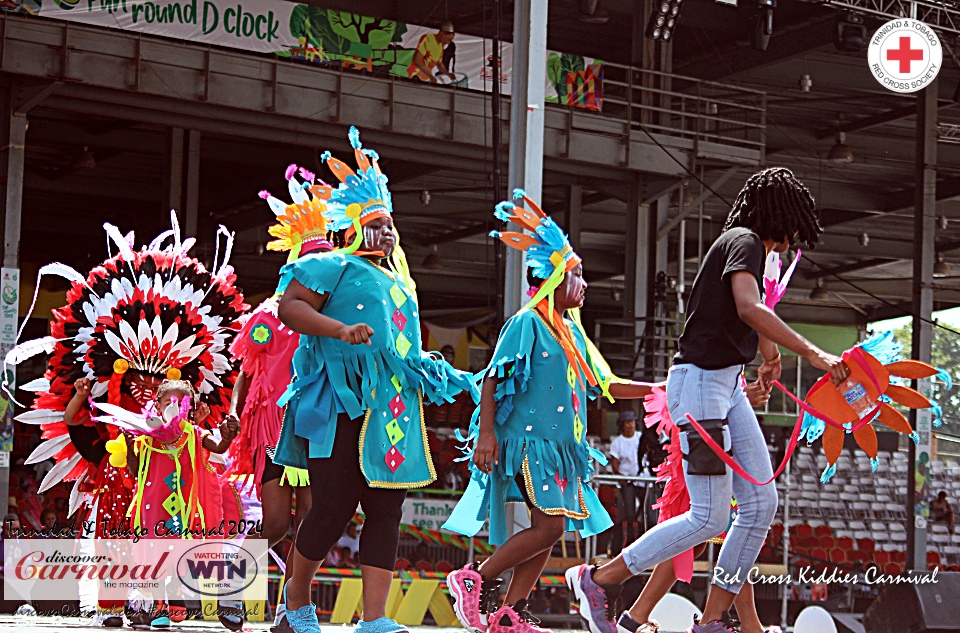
left=907, top=77, right=938, bottom=572
left=504, top=0, right=548, bottom=318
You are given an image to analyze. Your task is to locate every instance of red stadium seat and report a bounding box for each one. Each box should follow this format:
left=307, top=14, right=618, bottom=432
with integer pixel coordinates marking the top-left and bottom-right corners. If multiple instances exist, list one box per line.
left=415, top=561, right=434, bottom=572
left=395, top=558, right=411, bottom=571
left=830, top=549, right=847, bottom=564
left=885, top=562, right=902, bottom=575
left=800, top=536, right=819, bottom=548
left=820, top=536, right=836, bottom=549
left=857, top=538, right=875, bottom=552
left=435, top=560, right=454, bottom=573
left=837, top=537, right=854, bottom=550
left=793, top=524, right=814, bottom=540
left=892, top=550, right=906, bottom=564
left=874, top=551, right=890, bottom=565
left=815, top=525, right=832, bottom=538
left=927, top=551, right=941, bottom=566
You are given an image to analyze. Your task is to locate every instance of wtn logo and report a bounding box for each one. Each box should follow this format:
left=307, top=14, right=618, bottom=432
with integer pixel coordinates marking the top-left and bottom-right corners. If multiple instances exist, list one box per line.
left=185, top=559, right=247, bottom=580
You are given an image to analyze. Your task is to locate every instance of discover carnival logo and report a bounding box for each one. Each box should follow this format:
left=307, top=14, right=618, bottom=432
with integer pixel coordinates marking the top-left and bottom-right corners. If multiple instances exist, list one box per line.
left=3, top=539, right=267, bottom=601
left=868, top=18, right=942, bottom=93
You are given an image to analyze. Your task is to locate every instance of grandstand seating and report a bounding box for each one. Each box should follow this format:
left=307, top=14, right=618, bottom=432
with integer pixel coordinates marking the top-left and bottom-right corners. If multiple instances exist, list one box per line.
left=765, top=445, right=960, bottom=571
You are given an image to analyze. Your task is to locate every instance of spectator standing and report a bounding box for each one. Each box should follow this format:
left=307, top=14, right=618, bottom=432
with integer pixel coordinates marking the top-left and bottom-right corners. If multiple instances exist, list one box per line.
left=609, top=411, right=642, bottom=556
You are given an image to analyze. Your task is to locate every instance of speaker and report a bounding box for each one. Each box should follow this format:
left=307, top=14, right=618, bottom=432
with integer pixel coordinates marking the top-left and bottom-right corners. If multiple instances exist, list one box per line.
left=864, top=571, right=960, bottom=632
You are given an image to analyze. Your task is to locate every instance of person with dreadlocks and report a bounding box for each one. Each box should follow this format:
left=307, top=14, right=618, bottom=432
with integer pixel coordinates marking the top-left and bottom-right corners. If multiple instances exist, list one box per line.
left=567, top=167, right=850, bottom=633
left=442, top=192, right=655, bottom=633
left=6, top=213, right=246, bottom=628
left=270, top=126, right=477, bottom=633
left=225, top=163, right=331, bottom=633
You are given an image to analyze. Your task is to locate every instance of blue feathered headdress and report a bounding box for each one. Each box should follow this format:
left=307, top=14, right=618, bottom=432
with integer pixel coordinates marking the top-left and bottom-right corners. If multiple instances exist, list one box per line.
left=314, top=126, right=393, bottom=252
left=491, top=189, right=581, bottom=290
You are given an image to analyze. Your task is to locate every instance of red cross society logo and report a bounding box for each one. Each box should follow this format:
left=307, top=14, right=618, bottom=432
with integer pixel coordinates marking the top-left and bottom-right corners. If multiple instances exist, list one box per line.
left=868, top=18, right=942, bottom=93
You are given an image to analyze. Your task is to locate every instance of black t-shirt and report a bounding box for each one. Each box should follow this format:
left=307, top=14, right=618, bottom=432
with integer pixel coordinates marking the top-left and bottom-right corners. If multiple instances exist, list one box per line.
left=675, top=227, right=766, bottom=369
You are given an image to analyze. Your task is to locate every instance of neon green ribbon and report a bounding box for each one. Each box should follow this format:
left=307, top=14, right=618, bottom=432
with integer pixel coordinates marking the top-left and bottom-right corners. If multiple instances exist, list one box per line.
left=568, top=307, right=626, bottom=403
left=340, top=218, right=364, bottom=255
left=280, top=466, right=310, bottom=487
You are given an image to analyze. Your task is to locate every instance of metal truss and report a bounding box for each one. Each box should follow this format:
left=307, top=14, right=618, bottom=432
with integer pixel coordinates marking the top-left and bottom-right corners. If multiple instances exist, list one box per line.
left=799, top=0, right=960, bottom=36
left=938, top=122, right=960, bottom=142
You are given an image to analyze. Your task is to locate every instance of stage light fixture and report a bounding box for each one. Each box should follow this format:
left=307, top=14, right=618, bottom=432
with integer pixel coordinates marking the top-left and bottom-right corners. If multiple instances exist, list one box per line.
left=646, top=0, right=683, bottom=42
left=935, top=255, right=950, bottom=278
left=809, top=279, right=828, bottom=300
left=828, top=131, right=854, bottom=164
left=753, top=0, right=776, bottom=52
left=835, top=11, right=867, bottom=52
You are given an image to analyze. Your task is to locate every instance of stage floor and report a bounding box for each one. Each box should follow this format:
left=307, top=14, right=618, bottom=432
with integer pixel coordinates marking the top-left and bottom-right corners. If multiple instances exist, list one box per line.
left=0, top=617, right=508, bottom=632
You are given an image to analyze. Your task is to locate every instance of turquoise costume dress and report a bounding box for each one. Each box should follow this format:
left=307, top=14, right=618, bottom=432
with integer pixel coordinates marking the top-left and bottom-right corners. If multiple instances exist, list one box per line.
left=444, top=309, right=613, bottom=545
left=273, top=251, right=478, bottom=488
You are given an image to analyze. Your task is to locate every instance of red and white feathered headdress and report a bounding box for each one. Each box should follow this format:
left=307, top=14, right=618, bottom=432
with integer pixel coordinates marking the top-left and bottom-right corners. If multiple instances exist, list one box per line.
left=4, top=211, right=247, bottom=501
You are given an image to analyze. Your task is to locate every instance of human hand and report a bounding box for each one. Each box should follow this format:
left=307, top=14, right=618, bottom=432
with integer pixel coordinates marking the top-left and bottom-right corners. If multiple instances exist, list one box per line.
left=429, top=74, right=439, bottom=83
left=745, top=380, right=771, bottom=409
left=445, top=72, right=457, bottom=81
left=219, top=418, right=239, bottom=442
left=806, top=349, right=850, bottom=384
left=337, top=323, right=374, bottom=346
left=473, top=432, right=499, bottom=475
left=194, top=401, right=211, bottom=424
left=72, top=378, right=91, bottom=402
left=757, top=358, right=781, bottom=390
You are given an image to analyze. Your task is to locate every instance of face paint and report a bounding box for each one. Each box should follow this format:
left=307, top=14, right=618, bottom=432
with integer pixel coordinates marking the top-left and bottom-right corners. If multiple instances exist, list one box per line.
left=128, top=373, right=162, bottom=406
left=558, top=266, right=586, bottom=310
left=361, top=218, right=396, bottom=257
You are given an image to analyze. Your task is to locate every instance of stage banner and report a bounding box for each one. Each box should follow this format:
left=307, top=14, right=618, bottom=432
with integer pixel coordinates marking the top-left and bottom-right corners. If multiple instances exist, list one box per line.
left=3, top=0, right=602, bottom=110
left=0, top=268, right=19, bottom=454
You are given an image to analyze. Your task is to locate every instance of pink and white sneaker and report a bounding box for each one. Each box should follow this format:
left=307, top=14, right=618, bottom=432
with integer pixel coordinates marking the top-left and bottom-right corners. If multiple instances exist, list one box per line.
left=447, top=564, right=493, bottom=633
left=488, top=601, right=553, bottom=633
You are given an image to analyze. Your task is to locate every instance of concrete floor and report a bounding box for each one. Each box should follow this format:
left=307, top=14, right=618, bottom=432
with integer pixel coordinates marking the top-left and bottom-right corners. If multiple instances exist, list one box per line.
left=0, top=617, right=480, bottom=633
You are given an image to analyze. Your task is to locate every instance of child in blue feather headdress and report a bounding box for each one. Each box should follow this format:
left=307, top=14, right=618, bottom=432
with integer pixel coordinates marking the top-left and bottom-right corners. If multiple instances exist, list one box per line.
left=443, top=192, right=655, bottom=633
left=272, top=127, right=478, bottom=633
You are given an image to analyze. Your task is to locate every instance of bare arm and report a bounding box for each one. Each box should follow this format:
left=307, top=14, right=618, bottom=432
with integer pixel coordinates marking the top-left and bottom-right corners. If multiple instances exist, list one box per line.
left=731, top=272, right=848, bottom=382
left=412, top=51, right=437, bottom=82
left=277, top=278, right=373, bottom=345
left=124, top=434, right=138, bottom=475
left=203, top=417, right=239, bottom=454
left=608, top=381, right=655, bottom=400
left=610, top=455, right=621, bottom=475
left=472, top=377, right=499, bottom=474
left=64, top=378, right=92, bottom=426
left=227, top=370, right=248, bottom=423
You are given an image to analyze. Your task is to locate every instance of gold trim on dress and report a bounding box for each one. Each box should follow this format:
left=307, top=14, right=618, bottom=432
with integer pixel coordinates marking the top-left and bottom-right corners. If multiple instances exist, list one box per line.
left=520, top=455, right=590, bottom=520
left=359, top=390, right=437, bottom=489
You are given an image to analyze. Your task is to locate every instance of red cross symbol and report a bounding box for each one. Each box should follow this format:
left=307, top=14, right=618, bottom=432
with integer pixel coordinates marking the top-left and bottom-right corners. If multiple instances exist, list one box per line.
left=887, top=36, right=924, bottom=73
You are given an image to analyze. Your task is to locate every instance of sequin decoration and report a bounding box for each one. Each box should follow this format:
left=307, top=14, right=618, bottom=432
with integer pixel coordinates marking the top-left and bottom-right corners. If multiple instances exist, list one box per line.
left=384, top=446, right=405, bottom=472
left=386, top=419, right=405, bottom=445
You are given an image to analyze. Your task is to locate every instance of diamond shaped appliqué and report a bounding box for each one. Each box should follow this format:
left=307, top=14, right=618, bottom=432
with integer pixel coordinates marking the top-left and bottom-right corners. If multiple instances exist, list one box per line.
left=392, top=309, right=408, bottom=331
left=389, top=394, right=406, bottom=418
left=386, top=419, right=405, bottom=445
left=390, top=284, right=407, bottom=309
left=395, top=332, right=412, bottom=358
left=574, top=415, right=584, bottom=442
left=385, top=446, right=405, bottom=472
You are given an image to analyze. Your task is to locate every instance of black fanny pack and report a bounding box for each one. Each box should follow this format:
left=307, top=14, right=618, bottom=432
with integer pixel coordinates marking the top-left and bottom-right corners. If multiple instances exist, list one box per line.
left=682, top=418, right=732, bottom=476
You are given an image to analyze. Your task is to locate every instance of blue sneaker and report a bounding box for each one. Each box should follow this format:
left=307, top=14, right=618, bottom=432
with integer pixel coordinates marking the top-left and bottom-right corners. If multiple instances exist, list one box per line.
left=286, top=603, right=322, bottom=633
left=565, top=564, right=621, bottom=633
left=686, top=612, right=740, bottom=633
left=355, top=617, right=410, bottom=633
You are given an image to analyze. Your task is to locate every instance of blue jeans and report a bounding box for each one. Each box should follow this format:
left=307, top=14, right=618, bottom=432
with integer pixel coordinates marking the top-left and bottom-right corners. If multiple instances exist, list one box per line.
left=620, top=364, right=778, bottom=593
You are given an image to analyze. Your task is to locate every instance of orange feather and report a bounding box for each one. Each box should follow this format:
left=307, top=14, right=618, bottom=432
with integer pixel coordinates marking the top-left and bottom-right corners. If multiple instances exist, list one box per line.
left=510, top=207, right=545, bottom=232
left=876, top=402, right=913, bottom=435
left=324, top=157, right=356, bottom=182
left=354, top=148, right=371, bottom=172
left=884, top=360, right=938, bottom=380
left=885, top=384, right=932, bottom=409
left=497, top=232, right=540, bottom=251
left=519, top=195, right=547, bottom=219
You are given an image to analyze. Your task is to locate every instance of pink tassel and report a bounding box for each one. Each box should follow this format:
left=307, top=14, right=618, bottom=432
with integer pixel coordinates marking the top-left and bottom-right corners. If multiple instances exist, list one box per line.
left=284, top=164, right=298, bottom=181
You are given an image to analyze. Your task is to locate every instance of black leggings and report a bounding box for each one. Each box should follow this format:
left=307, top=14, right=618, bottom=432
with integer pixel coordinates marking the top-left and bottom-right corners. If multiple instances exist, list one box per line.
left=295, top=414, right=407, bottom=571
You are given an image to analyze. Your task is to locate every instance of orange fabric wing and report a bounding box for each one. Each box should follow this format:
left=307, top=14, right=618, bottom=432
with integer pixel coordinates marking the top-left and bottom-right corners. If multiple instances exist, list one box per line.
left=497, top=232, right=540, bottom=251
left=853, top=423, right=878, bottom=459
left=822, top=425, right=845, bottom=466
left=876, top=403, right=913, bottom=435
left=884, top=360, right=938, bottom=380
left=885, top=384, right=932, bottom=410
left=806, top=379, right=858, bottom=426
